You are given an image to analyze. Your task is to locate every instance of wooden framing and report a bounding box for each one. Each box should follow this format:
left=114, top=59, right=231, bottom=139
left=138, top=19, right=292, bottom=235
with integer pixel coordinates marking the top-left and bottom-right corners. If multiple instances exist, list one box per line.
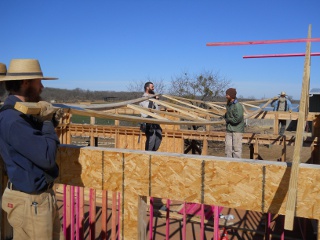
left=285, top=24, right=312, bottom=230
left=3, top=24, right=320, bottom=238
left=56, top=146, right=320, bottom=239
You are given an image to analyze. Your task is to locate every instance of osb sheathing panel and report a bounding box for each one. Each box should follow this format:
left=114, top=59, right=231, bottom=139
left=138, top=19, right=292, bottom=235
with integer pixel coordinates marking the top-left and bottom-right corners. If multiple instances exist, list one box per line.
left=57, top=146, right=320, bottom=238
left=150, top=155, right=202, bottom=201
left=204, top=159, right=263, bottom=211
left=57, top=146, right=83, bottom=186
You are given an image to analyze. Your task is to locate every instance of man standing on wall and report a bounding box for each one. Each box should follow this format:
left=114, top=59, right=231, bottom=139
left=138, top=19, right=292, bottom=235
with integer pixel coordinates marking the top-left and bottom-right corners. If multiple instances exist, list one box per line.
left=0, top=59, right=64, bottom=239
left=271, top=91, right=292, bottom=136
left=139, top=81, right=162, bottom=151
left=223, top=88, right=245, bottom=158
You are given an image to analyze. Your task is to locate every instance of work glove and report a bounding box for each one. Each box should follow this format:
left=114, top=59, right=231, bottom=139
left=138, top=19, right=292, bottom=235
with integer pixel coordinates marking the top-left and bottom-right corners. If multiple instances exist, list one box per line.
left=52, top=108, right=64, bottom=127
left=35, top=101, right=55, bottom=122
left=54, top=108, right=64, bottom=122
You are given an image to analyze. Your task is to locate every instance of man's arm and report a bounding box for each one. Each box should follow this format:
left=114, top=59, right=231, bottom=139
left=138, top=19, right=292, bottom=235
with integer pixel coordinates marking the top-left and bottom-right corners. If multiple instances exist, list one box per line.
left=8, top=116, right=59, bottom=170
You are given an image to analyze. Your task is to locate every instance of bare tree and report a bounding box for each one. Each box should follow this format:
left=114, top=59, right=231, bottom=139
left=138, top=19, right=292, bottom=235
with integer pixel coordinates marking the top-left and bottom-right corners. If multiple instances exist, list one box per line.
left=127, top=77, right=167, bottom=98
left=169, top=70, right=231, bottom=101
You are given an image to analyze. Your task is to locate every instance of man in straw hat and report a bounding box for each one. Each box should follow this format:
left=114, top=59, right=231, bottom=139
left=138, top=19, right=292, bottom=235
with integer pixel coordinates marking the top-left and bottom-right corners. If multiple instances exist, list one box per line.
left=0, top=59, right=64, bottom=239
left=0, top=63, right=7, bottom=96
left=271, top=91, right=292, bottom=136
left=0, top=62, right=6, bottom=78
left=223, top=88, right=245, bottom=158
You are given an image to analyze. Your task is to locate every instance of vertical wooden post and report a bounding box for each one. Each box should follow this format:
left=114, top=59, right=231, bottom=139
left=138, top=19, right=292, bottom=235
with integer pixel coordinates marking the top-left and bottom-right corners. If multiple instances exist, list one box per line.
left=114, top=110, right=120, bottom=148
left=281, top=136, right=286, bottom=162
left=312, top=116, right=320, bottom=164
left=274, top=112, right=279, bottom=135
left=254, top=139, right=259, bottom=160
left=111, top=192, right=117, bottom=240
left=285, top=24, right=312, bottom=230
left=202, top=115, right=210, bottom=155
left=66, top=113, right=72, bottom=144
left=90, top=117, right=95, bottom=147
left=101, top=190, right=108, bottom=240
left=89, top=189, right=96, bottom=240
left=138, top=196, right=147, bottom=240
left=64, top=185, right=71, bottom=239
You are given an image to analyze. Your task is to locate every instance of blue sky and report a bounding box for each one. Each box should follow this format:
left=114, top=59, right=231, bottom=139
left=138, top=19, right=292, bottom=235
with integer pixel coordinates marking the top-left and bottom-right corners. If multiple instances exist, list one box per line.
left=1, top=0, right=319, bottom=99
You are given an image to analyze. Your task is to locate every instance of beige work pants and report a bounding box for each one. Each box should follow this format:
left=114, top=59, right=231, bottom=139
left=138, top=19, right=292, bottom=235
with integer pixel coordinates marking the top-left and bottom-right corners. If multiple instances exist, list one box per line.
left=225, top=132, right=243, bottom=158
left=2, top=186, right=64, bottom=240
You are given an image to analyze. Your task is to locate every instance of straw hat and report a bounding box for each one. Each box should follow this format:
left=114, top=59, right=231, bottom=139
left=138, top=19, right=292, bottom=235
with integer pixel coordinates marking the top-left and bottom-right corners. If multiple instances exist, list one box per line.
left=1, top=59, right=58, bottom=81
left=0, top=63, right=6, bottom=79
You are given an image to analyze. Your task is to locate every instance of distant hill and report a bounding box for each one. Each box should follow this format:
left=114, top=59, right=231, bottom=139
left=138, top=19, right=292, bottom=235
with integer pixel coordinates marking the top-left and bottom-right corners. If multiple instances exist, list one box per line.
left=1, top=86, right=299, bottom=104
left=41, top=87, right=143, bottom=103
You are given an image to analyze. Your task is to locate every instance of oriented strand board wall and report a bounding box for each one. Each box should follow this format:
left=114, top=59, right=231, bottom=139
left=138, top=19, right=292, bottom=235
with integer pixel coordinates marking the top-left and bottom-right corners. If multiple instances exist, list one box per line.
left=56, top=146, right=320, bottom=239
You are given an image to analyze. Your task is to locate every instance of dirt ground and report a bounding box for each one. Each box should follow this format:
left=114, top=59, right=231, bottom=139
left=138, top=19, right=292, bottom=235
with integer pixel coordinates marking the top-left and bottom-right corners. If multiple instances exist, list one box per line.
left=206, top=125, right=312, bottom=163
left=71, top=124, right=312, bottom=163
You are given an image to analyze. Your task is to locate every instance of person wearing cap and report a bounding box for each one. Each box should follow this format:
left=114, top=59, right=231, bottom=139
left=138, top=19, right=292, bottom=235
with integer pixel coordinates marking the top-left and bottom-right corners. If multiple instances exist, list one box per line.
left=223, top=88, right=245, bottom=158
left=0, top=59, right=64, bottom=239
left=139, top=81, right=162, bottom=151
left=271, top=91, right=292, bottom=136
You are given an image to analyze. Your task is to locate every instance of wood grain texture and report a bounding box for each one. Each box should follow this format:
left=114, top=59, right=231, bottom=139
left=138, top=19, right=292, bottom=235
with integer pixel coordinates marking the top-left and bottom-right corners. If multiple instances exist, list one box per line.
left=56, top=146, right=320, bottom=238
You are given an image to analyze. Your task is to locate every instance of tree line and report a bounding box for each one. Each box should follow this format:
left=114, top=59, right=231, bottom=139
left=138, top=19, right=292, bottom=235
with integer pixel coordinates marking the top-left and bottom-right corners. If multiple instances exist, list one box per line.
left=1, top=70, right=293, bottom=103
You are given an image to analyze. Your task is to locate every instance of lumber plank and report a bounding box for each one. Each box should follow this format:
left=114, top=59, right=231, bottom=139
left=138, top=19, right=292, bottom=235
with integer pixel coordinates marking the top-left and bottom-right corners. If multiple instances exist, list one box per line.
left=284, top=24, right=312, bottom=230
left=150, top=99, right=208, bottom=121
left=162, top=94, right=213, bottom=113
left=126, top=104, right=168, bottom=120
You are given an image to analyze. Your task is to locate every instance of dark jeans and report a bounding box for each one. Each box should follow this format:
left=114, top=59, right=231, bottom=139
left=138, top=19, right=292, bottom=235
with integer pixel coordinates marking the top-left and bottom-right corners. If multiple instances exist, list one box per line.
left=145, top=124, right=162, bottom=151
left=279, top=120, right=287, bottom=136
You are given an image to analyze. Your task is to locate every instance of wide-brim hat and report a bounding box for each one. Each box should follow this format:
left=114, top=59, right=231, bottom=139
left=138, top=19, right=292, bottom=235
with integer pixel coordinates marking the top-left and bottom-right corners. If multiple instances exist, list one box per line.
left=0, top=63, right=6, bottom=79
left=1, top=59, right=58, bottom=81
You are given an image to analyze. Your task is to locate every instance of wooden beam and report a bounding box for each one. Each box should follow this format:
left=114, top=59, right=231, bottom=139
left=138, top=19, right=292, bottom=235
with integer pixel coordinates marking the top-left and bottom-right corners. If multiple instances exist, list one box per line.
left=150, top=99, right=208, bottom=121
left=206, top=38, right=320, bottom=46
left=284, top=24, right=312, bottom=230
left=162, top=94, right=213, bottom=113
left=126, top=104, right=168, bottom=120
left=243, top=52, right=320, bottom=58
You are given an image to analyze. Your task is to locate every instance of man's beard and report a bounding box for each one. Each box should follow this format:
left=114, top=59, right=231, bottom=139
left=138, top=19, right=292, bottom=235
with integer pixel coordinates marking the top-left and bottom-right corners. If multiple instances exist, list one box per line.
left=24, top=86, right=42, bottom=102
left=148, top=89, right=155, bottom=94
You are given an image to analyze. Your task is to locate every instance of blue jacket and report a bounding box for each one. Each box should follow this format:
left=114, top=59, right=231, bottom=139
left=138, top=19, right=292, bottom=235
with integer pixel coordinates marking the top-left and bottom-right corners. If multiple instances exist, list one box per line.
left=0, top=95, right=60, bottom=193
left=271, top=98, right=292, bottom=111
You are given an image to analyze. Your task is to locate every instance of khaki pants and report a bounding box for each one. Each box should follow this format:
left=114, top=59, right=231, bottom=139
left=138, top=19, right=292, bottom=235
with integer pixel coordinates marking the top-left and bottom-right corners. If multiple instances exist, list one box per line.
left=2, top=186, right=64, bottom=240
left=225, top=132, right=243, bottom=158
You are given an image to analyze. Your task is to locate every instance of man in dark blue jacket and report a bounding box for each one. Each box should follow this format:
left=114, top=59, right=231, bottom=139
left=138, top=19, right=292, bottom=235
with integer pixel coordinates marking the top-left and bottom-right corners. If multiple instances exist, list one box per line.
left=0, top=59, right=64, bottom=239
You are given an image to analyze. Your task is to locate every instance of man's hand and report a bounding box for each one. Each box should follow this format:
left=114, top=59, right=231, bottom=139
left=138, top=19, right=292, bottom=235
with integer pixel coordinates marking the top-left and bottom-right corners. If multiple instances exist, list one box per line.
left=54, top=108, right=64, bottom=122
left=35, top=101, right=55, bottom=122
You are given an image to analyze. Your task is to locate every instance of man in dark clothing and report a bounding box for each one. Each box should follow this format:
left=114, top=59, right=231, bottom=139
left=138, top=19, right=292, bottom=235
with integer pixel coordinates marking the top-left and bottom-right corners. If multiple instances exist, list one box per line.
left=223, top=88, right=245, bottom=158
left=139, top=82, right=162, bottom=151
left=0, top=59, right=64, bottom=239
